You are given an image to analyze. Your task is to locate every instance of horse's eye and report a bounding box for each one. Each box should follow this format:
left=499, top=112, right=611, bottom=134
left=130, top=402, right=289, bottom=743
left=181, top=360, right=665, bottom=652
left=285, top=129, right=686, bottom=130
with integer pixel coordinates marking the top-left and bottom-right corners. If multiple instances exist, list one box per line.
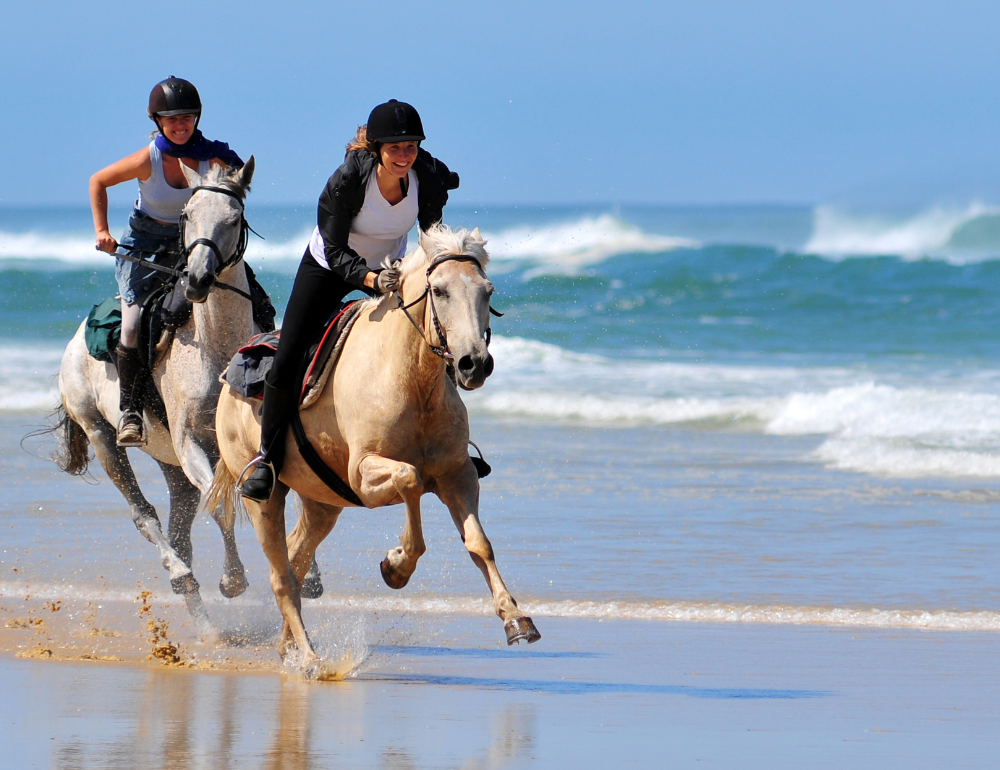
left=432, top=286, right=448, bottom=299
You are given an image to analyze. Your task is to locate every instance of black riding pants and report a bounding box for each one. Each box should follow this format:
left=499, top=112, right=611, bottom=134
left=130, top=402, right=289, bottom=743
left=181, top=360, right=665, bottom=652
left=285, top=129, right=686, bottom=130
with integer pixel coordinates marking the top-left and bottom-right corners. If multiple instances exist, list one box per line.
left=268, top=249, right=371, bottom=390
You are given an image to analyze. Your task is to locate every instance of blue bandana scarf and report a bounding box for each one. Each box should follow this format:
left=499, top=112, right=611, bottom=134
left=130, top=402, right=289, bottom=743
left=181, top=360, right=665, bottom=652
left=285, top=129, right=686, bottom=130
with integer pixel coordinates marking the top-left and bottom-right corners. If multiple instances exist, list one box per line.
left=154, top=130, right=244, bottom=169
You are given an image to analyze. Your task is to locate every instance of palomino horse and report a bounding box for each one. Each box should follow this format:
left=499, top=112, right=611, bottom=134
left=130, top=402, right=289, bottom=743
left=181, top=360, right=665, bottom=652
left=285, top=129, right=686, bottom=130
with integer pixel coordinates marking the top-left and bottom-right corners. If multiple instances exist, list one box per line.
left=56, top=159, right=257, bottom=633
left=211, top=225, right=541, bottom=671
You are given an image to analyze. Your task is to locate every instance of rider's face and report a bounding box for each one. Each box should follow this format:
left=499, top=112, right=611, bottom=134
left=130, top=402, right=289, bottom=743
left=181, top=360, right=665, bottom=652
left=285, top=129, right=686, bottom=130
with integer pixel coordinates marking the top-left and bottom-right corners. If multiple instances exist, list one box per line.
left=380, top=141, right=418, bottom=178
left=158, top=114, right=197, bottom=145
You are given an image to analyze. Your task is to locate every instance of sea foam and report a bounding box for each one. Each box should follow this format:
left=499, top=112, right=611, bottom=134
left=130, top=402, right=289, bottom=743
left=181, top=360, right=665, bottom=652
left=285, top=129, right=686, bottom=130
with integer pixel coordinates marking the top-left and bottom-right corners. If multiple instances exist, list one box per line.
left=482, top=214, right=698, bottom=275
left=4, top=582, right=994, bottom=632
left=10, top=334, right=1000, bottom=479
left=467, top=337, right=1000, bottom=479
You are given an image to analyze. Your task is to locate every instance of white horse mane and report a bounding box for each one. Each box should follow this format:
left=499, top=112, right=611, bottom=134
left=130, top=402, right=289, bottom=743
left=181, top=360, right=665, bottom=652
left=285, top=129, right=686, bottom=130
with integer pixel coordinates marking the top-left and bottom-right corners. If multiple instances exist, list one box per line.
left=402, top=224, right=490, bottom=278
left=194, top=163, right=251, bottom=198
left=364, top=224, right=489, bottom=311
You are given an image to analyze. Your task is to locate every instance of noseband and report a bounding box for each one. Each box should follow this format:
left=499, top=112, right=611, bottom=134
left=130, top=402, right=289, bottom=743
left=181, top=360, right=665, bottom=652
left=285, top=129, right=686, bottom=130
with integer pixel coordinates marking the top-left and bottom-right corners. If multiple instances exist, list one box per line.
left=178, top=185, right=254, bottom=297
left=393, top=254, right=502, bottom=362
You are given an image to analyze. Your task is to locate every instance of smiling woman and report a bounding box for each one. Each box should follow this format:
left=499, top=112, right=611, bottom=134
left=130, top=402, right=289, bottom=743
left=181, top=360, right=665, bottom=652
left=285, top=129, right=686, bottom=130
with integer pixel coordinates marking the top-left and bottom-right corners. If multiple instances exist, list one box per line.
left=237, top=99, right=460, bottom=503
left=88, top=76, right=243, bottom=447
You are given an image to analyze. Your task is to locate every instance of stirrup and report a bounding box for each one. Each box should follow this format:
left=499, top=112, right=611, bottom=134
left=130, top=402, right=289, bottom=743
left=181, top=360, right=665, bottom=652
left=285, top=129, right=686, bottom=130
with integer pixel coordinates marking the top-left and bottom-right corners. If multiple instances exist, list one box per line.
left=236, top=455, right=276, bottom=502
left=116, top=411, right=147, bottom=448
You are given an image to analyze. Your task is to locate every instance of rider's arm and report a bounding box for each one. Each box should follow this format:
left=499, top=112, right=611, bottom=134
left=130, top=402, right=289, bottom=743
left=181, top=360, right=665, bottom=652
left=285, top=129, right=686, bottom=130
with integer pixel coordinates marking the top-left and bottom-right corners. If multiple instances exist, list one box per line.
left=90, top=147, right=152, bottom=253
left=317, top=156, right=381, bottom=291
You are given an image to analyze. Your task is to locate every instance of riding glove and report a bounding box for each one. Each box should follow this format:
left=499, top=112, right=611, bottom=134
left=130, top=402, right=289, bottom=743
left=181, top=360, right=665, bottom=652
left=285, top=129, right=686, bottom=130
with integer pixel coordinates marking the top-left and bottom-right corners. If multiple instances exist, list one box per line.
left=376, top=268, right=401, bottom=294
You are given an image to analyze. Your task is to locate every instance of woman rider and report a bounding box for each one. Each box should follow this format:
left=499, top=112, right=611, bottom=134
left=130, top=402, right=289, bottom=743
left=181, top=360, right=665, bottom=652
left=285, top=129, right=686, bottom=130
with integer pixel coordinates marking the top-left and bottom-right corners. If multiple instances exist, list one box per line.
left=90, top=76, right=243, bottom=447
left=237, top=99, right=459, bottom=501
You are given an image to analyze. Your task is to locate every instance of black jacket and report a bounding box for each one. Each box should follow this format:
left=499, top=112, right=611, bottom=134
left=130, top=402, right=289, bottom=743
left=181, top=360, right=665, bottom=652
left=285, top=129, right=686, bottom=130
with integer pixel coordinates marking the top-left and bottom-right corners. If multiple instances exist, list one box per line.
left=316, top=148, right=460, bottom=287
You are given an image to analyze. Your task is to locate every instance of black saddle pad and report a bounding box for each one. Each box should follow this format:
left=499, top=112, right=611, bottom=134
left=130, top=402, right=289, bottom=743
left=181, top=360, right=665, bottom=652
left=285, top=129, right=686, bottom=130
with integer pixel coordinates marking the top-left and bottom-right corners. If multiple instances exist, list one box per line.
left=223, top=301, right=361, bottom=403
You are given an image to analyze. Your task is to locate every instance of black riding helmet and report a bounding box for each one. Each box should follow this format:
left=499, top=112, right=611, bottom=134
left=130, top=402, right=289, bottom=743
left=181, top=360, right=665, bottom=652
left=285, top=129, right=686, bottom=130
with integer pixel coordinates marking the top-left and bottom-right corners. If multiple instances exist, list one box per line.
left=366, top=100, right=425, bottom=143
left=148, top=76, right=202, bottom=124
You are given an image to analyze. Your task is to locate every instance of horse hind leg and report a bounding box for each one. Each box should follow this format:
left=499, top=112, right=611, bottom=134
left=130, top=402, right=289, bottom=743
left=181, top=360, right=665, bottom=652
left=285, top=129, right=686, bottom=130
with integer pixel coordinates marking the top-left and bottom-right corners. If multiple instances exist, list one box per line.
left=245, top=485, right=321, bottom=671
left=287, top=496, right=341, bottom=598
left=358, top=456, right=426, bottom=589
left=78, top=413, right=196, bottom=589
left=437, top=466, right=541, bottom=646
left=300, top=556, right=324, bottom=599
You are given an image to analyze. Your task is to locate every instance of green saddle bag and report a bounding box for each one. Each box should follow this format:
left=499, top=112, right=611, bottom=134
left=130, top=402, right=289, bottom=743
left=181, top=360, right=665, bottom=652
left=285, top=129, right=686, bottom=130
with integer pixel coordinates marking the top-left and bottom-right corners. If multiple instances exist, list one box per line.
left=84, top=297, right=122, bottom=363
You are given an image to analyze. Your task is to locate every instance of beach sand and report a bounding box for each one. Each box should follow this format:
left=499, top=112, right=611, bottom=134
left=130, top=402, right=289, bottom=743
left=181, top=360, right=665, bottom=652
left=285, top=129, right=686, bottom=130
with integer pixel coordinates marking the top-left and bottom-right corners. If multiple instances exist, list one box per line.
left=3, top=409, right=999, bottom=768
left=2, top=615, right=998, bottom=768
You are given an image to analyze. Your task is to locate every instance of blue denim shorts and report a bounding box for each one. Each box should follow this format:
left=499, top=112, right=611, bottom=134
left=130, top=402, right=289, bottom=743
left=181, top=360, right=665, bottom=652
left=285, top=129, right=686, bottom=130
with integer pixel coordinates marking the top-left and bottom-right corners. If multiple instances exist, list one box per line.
left=115, top=209, right=180, bottom=305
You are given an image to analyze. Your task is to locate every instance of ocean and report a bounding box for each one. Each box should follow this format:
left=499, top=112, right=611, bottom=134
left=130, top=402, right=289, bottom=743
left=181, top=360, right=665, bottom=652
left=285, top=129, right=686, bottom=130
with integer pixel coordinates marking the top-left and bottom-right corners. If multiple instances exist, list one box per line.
left=2, top=201, right=999, bottom=641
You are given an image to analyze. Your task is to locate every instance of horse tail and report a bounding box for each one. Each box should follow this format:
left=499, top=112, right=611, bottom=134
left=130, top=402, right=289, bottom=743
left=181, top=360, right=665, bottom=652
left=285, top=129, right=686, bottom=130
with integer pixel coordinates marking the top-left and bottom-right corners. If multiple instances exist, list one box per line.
left=50, top=405, right=92, bottom=476
left=205, top=457, right=245, bottom=528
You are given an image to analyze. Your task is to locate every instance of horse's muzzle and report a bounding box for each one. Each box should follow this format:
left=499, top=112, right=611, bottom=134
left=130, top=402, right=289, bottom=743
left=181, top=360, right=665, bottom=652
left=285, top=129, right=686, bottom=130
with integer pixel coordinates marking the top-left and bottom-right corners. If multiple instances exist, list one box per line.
left=456, top=353, right=494, bottom=390
left=184, top=274, right=216, bottom=303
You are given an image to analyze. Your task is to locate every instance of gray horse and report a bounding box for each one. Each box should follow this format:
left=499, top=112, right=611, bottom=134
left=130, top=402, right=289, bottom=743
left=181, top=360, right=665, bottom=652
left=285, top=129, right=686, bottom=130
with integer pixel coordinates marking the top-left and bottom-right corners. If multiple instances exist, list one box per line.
left=55, top=159, right=257, bottom=634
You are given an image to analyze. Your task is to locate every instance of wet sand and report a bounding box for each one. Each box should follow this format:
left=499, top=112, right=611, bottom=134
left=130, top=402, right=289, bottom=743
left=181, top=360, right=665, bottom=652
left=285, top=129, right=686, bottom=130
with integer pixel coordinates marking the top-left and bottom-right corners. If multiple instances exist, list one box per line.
left=2, top=615, right=999, bottom=768
left=4, top=409, right=1000, bottom=767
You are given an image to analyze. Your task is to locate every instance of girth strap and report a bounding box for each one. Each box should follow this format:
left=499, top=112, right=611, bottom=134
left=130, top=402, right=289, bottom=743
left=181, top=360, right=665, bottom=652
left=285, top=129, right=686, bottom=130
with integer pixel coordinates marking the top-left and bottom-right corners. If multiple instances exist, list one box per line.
left=287, top=409, right=365, bottom=507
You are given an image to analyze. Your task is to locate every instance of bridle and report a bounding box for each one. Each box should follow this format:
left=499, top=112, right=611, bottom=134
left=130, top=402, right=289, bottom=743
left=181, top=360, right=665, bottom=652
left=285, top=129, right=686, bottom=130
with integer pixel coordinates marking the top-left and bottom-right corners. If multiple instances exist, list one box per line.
left=392, top=254, right=502, bottom=362
left=178, top=184, right=257, bottom=301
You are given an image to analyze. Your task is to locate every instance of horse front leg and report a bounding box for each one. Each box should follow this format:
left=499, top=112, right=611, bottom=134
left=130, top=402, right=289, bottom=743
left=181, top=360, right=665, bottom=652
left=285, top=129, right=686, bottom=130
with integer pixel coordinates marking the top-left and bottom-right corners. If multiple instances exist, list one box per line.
left=437, top=463, right=541, bottom=645
left=245, top=484, right=320, bottom=670
left=174, top=433, right=248, bottom=599
left=358, top=456, right=426, bottom=589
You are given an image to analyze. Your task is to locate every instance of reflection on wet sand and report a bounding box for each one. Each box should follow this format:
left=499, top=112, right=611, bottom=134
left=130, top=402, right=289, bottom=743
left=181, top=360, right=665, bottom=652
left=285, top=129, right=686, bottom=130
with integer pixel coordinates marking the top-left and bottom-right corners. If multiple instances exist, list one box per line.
left=265, top=679, right=313, bottom=770
left=27, top=660, right=541, bottom=769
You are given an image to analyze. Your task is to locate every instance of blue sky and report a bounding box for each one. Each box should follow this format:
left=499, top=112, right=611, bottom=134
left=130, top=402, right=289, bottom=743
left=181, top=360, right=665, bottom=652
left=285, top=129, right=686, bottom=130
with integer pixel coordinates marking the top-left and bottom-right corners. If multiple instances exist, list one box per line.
left=4, top=0, right=1000, bottom=207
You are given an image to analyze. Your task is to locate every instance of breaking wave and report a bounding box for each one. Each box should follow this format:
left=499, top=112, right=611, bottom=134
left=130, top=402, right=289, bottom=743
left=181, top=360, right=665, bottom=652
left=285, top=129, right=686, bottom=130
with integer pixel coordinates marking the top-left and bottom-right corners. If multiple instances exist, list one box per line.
left=804, top=203, right=1000, bottom=261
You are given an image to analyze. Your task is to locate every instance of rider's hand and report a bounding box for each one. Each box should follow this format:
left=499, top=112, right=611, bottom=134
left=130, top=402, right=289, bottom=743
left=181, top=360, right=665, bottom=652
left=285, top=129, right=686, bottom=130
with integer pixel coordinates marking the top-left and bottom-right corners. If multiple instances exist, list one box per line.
left=95, top=231, right=118, bottom=254
left=376, top=267, right=400, bottom=294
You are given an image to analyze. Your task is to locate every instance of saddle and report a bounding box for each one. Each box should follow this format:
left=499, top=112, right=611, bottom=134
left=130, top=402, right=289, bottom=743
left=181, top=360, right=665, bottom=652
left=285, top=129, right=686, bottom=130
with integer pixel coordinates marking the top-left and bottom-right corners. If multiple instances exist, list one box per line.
left=222, top=300, right=363, bottom=406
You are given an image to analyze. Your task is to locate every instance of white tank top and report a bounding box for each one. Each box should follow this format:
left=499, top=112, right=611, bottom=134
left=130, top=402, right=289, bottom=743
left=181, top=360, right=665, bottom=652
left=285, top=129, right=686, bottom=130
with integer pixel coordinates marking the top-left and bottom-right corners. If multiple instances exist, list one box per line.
left=310, top=169, right=418, bottom=269
left=137, top=141, right=210, bottom=224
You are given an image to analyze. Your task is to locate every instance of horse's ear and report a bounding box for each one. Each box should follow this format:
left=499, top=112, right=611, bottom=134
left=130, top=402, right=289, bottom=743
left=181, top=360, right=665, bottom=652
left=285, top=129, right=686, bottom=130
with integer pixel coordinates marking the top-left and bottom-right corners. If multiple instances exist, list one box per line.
left=235, top=155, right=255, bottom=191
left=470, top=227, right=483, bottom=244
left=179, top=161, right=202, bottom=189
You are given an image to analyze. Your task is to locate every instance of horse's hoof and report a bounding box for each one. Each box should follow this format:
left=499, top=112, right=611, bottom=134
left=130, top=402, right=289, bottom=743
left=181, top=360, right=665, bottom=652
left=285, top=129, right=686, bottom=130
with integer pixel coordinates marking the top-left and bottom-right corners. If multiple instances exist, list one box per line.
left=379, top=556, right=410, bottom=590
left=171, top=574, right=201, bottom=595
left=219, top=572, right=249, bottom=599
left=301, top=656, right=322, bottom=679
left=301, top=573, right=324, bottom=599
left=504, top=617, right=541, bottom=646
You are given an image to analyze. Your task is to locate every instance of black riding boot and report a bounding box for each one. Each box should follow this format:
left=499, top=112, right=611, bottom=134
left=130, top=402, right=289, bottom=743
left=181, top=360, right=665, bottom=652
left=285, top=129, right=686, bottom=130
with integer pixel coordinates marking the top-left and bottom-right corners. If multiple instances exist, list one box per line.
left=116, top=345, right=147, bottom=447
left=237, top=380, right=292, bottom=502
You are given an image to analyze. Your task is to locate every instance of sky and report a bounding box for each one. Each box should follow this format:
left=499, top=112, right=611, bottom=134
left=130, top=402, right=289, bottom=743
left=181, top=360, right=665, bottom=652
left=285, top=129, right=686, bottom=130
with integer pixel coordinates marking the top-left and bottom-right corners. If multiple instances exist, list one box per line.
left=4, top=0, right=1000, bottom=208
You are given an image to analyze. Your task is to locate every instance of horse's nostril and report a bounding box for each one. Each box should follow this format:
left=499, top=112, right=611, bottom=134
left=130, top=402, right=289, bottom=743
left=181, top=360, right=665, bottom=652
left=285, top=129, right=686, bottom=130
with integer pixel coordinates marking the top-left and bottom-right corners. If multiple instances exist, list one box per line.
left=484, top=355, right=495, bottom=377
left=458, top=355, right=475, bottom=373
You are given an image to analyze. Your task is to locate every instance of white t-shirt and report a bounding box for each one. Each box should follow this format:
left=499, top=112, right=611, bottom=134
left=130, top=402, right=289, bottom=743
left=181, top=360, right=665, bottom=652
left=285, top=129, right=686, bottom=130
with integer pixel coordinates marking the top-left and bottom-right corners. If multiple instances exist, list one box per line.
left=310, top=169, right=419, bottom=270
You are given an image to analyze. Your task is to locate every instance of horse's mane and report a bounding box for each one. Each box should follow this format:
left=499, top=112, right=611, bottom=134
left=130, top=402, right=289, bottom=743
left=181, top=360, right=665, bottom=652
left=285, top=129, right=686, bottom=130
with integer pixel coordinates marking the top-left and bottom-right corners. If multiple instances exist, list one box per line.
left=401, top=224, right=490, bottom=278
left=201, top=163, right=252, bottom=198
left=363, top=224, right=489, bottom=312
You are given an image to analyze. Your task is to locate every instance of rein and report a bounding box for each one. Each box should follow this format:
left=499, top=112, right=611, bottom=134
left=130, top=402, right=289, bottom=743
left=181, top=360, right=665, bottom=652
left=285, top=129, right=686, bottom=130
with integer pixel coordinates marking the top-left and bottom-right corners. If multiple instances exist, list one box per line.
left=100, top=184, right=259, bottom=302
left=392, top=255, right=502, bottom=362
